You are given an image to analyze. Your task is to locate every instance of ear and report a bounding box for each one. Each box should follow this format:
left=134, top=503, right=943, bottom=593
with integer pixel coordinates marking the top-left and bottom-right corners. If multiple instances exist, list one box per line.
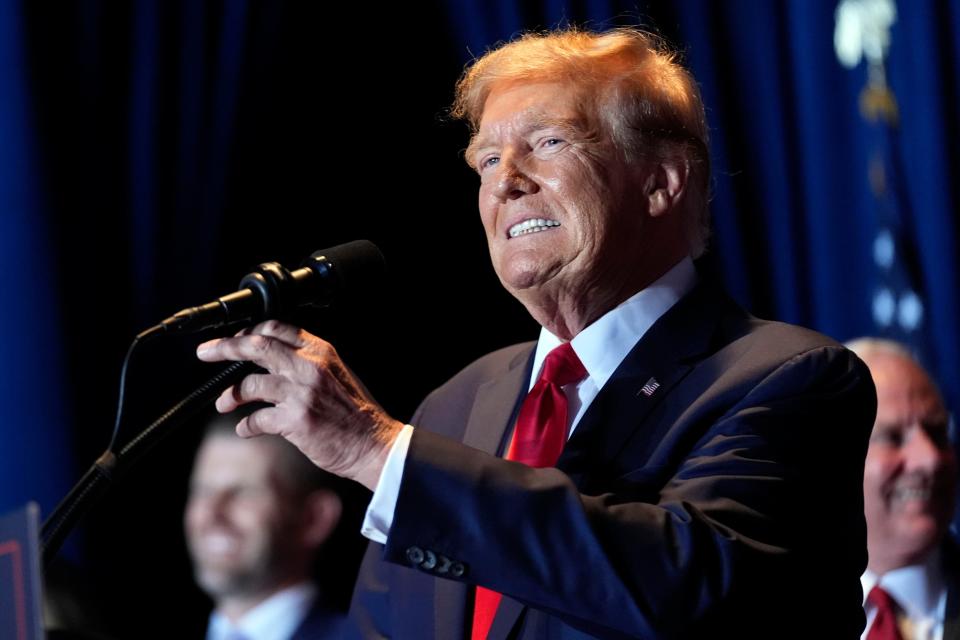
left=643, top=157, right=689, bottom=218
left=299, top=489, right=343, bottom=549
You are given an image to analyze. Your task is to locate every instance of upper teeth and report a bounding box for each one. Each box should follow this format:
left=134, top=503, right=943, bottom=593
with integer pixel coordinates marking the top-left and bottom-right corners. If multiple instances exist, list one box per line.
left=894, top=487, right=931, bottom=501
left=509, top=219, right=560, bottom=237
left=199, top=533, right=239, bottom=555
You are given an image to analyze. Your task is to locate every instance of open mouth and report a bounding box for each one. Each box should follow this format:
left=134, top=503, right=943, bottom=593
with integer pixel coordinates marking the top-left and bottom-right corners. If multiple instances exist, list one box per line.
left=892, top=486, right=932, bottom=502
left=196, top=531, right=241, bottom=556
left=508, top=218, right=560, bottom=238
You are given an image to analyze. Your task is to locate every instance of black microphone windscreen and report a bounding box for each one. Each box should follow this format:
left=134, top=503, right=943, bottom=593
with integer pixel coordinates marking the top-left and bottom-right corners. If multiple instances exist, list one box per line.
left=313, top=240, right=386, bottom=295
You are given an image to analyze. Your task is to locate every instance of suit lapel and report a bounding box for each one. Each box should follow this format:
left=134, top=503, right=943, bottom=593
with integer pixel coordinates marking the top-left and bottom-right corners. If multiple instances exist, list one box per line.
left=488, top=595, right=526, bottom=640
left=560, top=283, right=721, bottom=475
left=944, top=588, right=960, bottom=640
left=461, top=345, right=535, bottom=455
left=439, top=345, right=534, bottom=639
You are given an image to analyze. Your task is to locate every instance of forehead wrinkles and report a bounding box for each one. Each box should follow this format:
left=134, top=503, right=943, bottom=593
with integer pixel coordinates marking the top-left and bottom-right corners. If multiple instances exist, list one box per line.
left=469, top=115, right=574, bottom=155
left=874, top=398, right=948, bottom=438
left=193, top=438, right=276, bottom=482
left=467, top=100, right=593, bottom=163
left=872, top=356, right=943, bottom=406
left=877, top=378, right=945, bottom=413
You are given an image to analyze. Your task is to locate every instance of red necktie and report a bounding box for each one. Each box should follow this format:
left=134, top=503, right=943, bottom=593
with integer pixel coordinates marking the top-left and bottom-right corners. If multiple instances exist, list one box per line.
left=866, top=585, right=904, bottom=640
left=471, top=342, right=587, bottom=640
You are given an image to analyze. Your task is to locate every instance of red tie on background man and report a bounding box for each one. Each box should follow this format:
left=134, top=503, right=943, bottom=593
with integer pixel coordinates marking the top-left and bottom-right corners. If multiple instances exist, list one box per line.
left=866, top=585, right=904, bottom=640
left=471, top=342, right=587, bottom=640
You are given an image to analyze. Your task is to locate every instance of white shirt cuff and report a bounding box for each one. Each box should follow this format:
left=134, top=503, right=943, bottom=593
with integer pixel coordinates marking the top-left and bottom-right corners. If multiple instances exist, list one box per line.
left=360, top=423, right=414, bottom=543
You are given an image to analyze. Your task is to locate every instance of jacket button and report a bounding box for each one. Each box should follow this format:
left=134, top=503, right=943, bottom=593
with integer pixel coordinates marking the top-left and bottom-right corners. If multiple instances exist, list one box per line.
left=450, top=562, right=466, bottom=577
left=406, top=546, right=425, bottom=565
left=422, top=549, right=437, bottom=570
left=436, top=555, right=452, bottom=574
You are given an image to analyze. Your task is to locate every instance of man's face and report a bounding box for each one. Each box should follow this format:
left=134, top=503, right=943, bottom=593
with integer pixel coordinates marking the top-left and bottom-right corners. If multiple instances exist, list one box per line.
left=184, top=434, right=305, bottom=599
left=863, top=353, right=956, bottom=571
left=470, top=81, right=649, bottom=310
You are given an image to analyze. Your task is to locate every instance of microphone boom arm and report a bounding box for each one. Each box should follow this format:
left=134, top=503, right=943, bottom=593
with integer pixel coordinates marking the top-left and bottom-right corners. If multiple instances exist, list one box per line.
left=40, top=357, right=259, bottom=571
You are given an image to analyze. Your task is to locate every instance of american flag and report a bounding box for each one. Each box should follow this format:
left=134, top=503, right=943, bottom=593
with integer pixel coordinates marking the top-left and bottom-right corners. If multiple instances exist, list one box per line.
left=640, top=378, right=660, bottom=397
left=835, top=0, right=931, bottom=361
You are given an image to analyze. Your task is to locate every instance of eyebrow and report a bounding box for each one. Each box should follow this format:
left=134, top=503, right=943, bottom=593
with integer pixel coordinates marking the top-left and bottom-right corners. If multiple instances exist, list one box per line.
left=465, top=114, right=586, bottom=166
left=874, top=413, right=951, bottom=431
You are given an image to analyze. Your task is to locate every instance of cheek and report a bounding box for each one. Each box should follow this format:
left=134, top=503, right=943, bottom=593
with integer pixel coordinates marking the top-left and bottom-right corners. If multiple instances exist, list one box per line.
left=554, top=174, right=615, bottom=231
left=551, top=163, right=603, bottom=201
left=862, top=473, right=891, bottom=530
left=184, top=499, right=205, bottom=527
left=863, top=452, right=896, bottom=496
left=238, top=502, right=284, bottom=530
left=477, top=189, right=498, bottom=234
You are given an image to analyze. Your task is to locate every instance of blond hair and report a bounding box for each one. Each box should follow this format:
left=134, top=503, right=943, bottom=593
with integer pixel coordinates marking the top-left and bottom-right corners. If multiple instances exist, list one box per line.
left=453, top=28, right=711, bottom=257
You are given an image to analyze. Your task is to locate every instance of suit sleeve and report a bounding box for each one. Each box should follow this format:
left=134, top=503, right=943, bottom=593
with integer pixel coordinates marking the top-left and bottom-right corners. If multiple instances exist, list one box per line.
left=381, top=345, right=876, bottom=639
left=346, top=391, right=445, bottom=640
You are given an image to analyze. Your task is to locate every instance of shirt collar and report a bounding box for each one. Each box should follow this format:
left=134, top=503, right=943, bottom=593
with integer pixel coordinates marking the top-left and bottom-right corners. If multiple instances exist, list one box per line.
left=531, top=256, right=697, bottom=389
left=861, top=548, right=945, bottom=619
left=208, top=582, right=317, bottom=640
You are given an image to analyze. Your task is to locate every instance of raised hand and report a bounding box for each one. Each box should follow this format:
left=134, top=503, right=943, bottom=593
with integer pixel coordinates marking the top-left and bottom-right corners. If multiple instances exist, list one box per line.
left=196, top=319, right=403, bottom=490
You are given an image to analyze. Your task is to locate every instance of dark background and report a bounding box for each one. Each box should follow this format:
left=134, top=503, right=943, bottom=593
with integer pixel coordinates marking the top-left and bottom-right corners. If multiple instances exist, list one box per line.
left=0, top=1, right=957, bottom=637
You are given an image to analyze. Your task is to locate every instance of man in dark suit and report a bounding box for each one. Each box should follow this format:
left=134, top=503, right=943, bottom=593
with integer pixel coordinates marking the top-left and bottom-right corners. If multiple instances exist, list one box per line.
left=847, top=339, right=959, bottom=640
left=185, top=410, right=350, bottom=639
left=196, top=28, right=876, bottom=638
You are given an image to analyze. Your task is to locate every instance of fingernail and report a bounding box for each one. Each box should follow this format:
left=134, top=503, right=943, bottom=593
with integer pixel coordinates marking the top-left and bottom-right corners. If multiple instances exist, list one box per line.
left=196, top=340, right=214, bottom=357
left=214, top=388, right=233, bottom=412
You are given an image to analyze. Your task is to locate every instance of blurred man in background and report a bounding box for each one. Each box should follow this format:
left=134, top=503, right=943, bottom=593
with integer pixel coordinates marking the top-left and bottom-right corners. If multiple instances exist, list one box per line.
left=847, top=338, right=959, bottom=640
left=185, top=406, right=353, bottom=640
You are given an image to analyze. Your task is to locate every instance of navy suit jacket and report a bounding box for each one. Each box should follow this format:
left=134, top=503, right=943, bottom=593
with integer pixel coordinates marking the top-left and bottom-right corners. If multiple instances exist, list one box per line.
left=289, top=597, right=348, bottom=640
left=349, top=284, right=877, bottom=639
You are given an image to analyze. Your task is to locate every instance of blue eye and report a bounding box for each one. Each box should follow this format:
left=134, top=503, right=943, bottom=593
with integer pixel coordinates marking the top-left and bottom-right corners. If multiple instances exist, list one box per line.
left=480, top=156, right=500, bottom=170
left=537, top=137, right=567, bottom=152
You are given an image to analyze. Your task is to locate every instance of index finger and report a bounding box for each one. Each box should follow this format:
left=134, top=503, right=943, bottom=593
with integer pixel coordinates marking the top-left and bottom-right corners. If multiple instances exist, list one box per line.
left=196, top=332, right=297, bottom=372
left=196, top=319, right=307, bottom=361
left=247, top=319, right=310, bottom=347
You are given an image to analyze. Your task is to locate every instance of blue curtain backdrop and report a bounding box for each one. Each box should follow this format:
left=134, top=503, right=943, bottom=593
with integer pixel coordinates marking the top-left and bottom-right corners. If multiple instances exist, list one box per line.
left=1, top=0, right=958, bottom=636
left=0, top=0, right=281, bottom=514
left=0, top=1, right=73, bottom=517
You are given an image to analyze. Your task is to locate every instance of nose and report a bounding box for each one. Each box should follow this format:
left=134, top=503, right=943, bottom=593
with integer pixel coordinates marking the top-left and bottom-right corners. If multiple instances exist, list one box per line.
left=491, top=155, right=538, bottom=201
left=190, top=490, right=232, bottom=525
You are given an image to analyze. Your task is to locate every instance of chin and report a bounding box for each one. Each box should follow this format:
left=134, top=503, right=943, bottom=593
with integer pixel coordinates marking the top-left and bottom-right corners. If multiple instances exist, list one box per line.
left=895, top=522, right=944, bottom=559
left=497, top=269, right=538, bottom=295
left=197, top=570, right=233, bottom=595
left=497, top=257, right=563, bottom=294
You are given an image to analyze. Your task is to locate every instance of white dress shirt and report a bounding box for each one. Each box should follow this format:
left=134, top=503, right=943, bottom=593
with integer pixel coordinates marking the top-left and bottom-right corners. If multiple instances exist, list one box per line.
left=205, top=582, right=317, bottom=640
left=861, top=551, right=947, bottom=640
left=361, top=257, right=698, bottom=544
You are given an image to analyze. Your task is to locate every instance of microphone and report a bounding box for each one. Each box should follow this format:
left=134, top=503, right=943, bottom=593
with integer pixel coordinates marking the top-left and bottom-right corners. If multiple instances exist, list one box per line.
left=159, top=240, right=385, bottom=334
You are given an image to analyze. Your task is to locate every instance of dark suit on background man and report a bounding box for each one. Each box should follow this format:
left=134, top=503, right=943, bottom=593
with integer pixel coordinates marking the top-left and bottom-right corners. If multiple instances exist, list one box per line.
left=941, top=542, right=960, bottom=640
left=350, top=283, right=875, bottom=639
left=288, top=599, right=350, bottom=640
left=197, top=28, right=877, bottom=640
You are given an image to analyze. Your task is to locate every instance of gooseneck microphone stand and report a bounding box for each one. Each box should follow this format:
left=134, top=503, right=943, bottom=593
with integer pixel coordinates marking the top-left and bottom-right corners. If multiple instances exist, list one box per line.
left=39, top=240, right=385, bottom=571
left=39, top=330, right=257, bottom=569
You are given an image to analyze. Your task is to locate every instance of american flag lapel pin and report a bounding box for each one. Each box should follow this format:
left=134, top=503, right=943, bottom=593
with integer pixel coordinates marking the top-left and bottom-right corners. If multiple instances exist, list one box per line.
left=639, top=377, right=660, bottom=397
